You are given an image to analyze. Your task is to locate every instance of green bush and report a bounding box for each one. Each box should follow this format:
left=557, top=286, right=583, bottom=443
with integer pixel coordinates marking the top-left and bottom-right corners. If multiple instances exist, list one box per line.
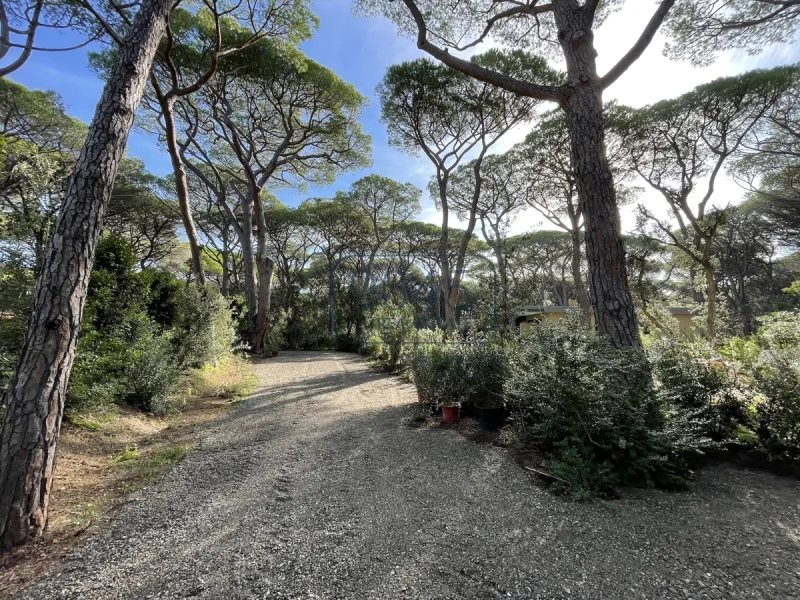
left=173, top=284, right=234, bottom=368
left=65, top=235, right=235, bottom=415
left=369, top=302, right=416, bottom=370
left=365, top=332, right=386, bottom=360
left=405, top=328, right=443, bottom=401
left=125, top=332, right=180, bottom=413
left=506, top=320, right=676, bottom=497
left=426, top=341, right=467, bottom=406
left=649, top=340, right=751, bottom=443
left=67, top=329, right=131, bottom=413
left=756, top=311, right=800, bottom=350
left=753, top=348, right=800, bottom=458
left=462, top=335, right=507, bottom=408
left=268, top=308, right=289, bottom=353
left=141, top=268, right=184, bottom=329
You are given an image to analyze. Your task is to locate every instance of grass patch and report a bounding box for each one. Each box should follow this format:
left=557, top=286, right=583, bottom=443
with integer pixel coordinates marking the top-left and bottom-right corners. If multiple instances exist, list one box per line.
left=67, top=411, right=116, bottom=432
left=141, top=445, right=190, bottom=469
left=182, top=355, right=258, bottom=400
left=111, top=444, right=140, bottom=464
left=68, top=502, right=101, bottom=528
left=115, top=443, right=190, bottom=482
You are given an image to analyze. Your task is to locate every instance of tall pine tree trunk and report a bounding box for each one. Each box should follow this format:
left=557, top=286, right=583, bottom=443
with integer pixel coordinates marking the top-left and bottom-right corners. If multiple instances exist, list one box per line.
left=570, top=229, right=591, bottom=313
left=328, top=261, right=337, bottom=335
left=239, top=192, right=258, bottom=332
left=0, top=0, right=172, bottom=550
left=160, top=95, right=205, bottom=285
left=705, top=264, right=717, bottom=343
left=251, top=193, right=273, bottom=355
left=555, top=4, right=640, bottom=348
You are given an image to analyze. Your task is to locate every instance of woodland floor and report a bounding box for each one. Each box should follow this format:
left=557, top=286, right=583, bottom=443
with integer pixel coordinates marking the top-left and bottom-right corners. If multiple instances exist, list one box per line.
left=10, top=351, right=800, bottom=599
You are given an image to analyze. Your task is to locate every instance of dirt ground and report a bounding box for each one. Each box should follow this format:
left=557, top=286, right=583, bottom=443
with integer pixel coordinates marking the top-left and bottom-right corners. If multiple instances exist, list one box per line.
left=0, top=357, right=254, bottom=597
left=10, top=351, right=800, bottom=599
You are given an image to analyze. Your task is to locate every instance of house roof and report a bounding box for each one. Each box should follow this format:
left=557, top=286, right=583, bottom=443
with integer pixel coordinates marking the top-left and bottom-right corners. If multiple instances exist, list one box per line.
left=517, top=305, right=578, bottom=316
left=516, top=305, right=694, bottom=317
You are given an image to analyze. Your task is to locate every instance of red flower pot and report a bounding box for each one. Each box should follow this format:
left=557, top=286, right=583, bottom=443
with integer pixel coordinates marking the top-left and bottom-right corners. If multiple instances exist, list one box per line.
left=272, top=351, right=279, bottom=358
left=441, top=404, right=460, bottom=424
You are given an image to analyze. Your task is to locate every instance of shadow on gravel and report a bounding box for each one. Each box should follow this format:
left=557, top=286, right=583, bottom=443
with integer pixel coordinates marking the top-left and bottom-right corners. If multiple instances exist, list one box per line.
left=15, top=352, right=800, bottom=600
left=268, top=351, right=363, bottom=364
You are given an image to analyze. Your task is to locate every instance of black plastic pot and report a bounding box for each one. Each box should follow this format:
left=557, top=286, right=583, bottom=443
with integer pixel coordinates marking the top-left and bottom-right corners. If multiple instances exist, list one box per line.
left=478, top=406, right=506, bottom=431
left=459, top=402, right=476, bottom=419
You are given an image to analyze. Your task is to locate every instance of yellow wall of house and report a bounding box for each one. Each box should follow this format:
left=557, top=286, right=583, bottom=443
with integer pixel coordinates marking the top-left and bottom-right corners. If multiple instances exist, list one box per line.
left=673, top=313, right=695, bottom=339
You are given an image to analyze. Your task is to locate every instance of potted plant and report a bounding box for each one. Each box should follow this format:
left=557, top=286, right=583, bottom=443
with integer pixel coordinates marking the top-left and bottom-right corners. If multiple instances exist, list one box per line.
left=408, top=342, right=435, bottom=412
left=464, top=337, right=507, bottom=430
left=430, top=343, right=465, bottom=424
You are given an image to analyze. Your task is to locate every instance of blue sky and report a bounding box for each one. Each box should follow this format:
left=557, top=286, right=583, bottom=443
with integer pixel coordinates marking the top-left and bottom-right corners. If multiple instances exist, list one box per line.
left=7, top=1, right=800, bottom=233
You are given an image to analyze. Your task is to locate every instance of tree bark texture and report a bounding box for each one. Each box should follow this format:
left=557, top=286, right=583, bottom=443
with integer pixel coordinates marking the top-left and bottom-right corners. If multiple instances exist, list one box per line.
left=239, top=192, right=258, bottom=331
left=0, top=0, right=172, bottom=550
left=328, top=262, right=337, bottom=335
left=570, top=230, right=591, bottom=313
left=555, top=4, right=641, bottom=348
left=160, top=95, right=206, bottom=285
left=705, top=264, right=717, bottom=343
left=251, top=194, right=273, bottom=355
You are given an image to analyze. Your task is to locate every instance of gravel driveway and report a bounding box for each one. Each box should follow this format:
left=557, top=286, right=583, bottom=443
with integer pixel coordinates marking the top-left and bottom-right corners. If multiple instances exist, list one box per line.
left=19, top=351, right=800, bottom=599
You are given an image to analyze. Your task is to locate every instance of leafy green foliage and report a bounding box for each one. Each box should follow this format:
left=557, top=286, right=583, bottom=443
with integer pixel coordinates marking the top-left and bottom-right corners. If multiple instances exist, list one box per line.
left=369, top=302, right=416, bottom=370
left=506, top=318, right=674, bottom=497
left=649, top=340, right=752, bottom=443
left=67, top=235, right=234, bottom=414
left=461, top=335, right=507, bottom=408
left=665, top=1, right=800, bottom=66
left=754, top=347, right=800, bottom=458
left=268, top=308, right=289, bottom=353
left=173, top=284, right=235, bottom=369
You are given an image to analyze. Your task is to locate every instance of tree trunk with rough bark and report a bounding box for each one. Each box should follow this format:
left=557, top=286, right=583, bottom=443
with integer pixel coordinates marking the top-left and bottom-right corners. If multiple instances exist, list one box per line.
left=705, top=264, right=717, bottom=343
left=160, top=95, right=205, bottom=285
left=251, top=194, right=273, bottom=355
left=0, top=0, right=172, bottom=550
left=570, top=230, right=591, bottom=313
left=328, top=260, right=337, bottom=335
left=221, top=246, right=231, bottom=297
left=555, top=4, right=640, bottom=348
left=239, top=193, right=258, bottom=331
left=491, top=242, right=511, bottom=328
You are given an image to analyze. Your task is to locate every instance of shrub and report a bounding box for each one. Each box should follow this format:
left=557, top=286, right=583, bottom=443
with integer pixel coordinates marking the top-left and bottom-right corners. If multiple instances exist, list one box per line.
left=267, top=308, right=289, bottom=353
left=141, top=268, right=184, bottom=329
left=461, top=335, right=507, bottom=408
left=173, top=284, right=234, bottom=368
left=67, top=328, right=131, bottom=413
left=125, top=332, right=179, bottom=414
left=369, top=302, right=416, bottom=370
left=506, top=319, right=675, bottom=497
left=426, top=341, right=467, bottom=406
left=649, top=340, right=751, bottom=443
left=753, top=347, right=800, bottom=458
left=365, top=332, right=386, bottom=361
left=405, top=328, right=443, bottom=400
left=756, top=311, right=800, bottom=350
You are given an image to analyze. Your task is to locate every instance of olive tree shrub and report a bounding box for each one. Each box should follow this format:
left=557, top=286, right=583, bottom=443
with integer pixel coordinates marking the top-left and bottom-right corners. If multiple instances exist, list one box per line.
left=368, top=301, right=416, bottom=370
left=505, top=316, right=679, bottom=499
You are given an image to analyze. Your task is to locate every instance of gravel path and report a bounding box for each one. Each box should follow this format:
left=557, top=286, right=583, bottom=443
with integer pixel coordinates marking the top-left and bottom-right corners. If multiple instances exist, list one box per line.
left=20, top=351, right=800, bottom=599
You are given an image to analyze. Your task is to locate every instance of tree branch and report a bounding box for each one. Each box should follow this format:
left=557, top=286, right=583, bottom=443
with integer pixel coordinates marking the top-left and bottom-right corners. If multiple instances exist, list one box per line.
left=398, top=0, right=566, bottom=104
left=601, top=0, right=676, bottom=90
